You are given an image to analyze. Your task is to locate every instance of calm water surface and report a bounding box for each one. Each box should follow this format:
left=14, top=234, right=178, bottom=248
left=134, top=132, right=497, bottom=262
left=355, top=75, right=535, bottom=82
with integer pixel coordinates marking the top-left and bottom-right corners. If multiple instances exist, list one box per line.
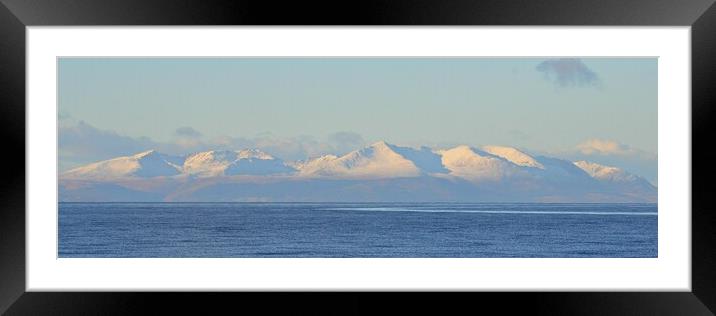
left=59, top=202, right=657, bottom=258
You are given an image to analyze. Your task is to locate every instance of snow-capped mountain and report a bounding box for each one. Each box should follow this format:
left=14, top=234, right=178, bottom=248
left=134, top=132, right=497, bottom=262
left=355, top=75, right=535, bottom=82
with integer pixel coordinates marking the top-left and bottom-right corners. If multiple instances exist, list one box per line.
left=573, top=160, right=656, bottom=199
left=62, top=150, right=183, bottom=180
left=59, top=141, right=657, bottom=203
left=438, top=145, right=523, bottom=182
left=183, top=149, right=294, bottom=177
left=294, top=141, right=421, bottom=179
left=482, top=145, right=545, bottom=169
left=574, top=160, right=640, bottom=182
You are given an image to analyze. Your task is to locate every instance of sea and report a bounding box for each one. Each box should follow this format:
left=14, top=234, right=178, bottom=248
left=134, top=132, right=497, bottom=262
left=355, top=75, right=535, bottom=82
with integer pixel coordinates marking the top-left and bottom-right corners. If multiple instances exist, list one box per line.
left=58, top=202, right=657, bottom=258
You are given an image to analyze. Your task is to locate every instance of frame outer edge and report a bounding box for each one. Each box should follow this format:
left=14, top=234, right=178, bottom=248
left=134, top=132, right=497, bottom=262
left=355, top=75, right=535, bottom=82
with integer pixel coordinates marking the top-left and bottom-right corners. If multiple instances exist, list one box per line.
left=0, top=0, right=714, bottom=25
left=692, top=1, right=716, bottom=315
left=2, top=0, right=715, bottom=314
left=0, top=1, right=26, bottom=315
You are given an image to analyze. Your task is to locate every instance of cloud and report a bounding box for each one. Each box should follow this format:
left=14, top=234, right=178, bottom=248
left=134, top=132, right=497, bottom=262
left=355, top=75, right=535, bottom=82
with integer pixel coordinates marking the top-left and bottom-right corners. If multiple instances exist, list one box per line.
left=328, top=131, right=364, bottom=146
left=174, top=126, right=202, bottom=138
left=200, top=132, right=365, bottom=161
left=58, top=121, right=370, bottom=170
left=536, top=58, right=600, bottom=87
left=576, top=139, right=640, bottom=156
left=173, top=126, right=204, bottom=149
left=327, top=132, right=366, bottom=155
left=59, top=121, right=158, bottom=171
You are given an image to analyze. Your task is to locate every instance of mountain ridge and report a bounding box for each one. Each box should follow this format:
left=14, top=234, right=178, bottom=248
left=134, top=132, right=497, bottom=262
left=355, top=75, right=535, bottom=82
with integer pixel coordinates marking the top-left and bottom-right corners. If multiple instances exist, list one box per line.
left=59, top=141, right=657, bottom=203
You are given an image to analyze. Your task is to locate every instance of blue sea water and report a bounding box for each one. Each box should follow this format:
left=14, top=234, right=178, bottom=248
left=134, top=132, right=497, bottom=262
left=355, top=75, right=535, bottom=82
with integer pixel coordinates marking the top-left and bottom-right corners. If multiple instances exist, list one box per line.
left=58, top=202, right=657, bottom=258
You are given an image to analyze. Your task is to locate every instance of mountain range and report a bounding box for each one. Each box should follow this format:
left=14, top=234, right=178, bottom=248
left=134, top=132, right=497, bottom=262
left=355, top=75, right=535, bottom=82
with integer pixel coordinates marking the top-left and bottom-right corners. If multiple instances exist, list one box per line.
left=59, top=141, right=657, bottom=203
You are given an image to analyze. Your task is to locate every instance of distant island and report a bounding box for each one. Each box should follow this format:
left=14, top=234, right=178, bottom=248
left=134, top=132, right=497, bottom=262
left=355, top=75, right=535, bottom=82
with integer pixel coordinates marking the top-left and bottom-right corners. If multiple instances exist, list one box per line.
left=59, top=141, right=657, bottom=203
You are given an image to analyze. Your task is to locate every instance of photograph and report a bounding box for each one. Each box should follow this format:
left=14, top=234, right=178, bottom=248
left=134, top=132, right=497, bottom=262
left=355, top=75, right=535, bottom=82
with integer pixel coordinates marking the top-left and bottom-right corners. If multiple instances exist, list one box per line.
left=57, top=57, right=658, bottom=258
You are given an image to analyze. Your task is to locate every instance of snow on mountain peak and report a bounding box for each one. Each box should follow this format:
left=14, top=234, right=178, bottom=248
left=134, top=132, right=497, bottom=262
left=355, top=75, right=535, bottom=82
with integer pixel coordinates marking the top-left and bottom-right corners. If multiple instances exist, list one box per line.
left=482, top=145, right=545, bottom=169
left=132, top=149, right=158, bottom=158
left=440, top=146, right=519, bottom=182
left=237, top=149, right=274, bottom=160
left=297, top=141, right=420, bottom=178
left=367, top=140, right=395, bottom=152
left=59, top=144, right=658, bottom=203
left=183, top=151, right=232, bottom=175
left=573, top=160, right=637, bottom=182
left=289, top=154, right=339, bottom=172
left=445, top=145, right=473, bottom=155
left=62, top=150, right=182, bottom=180
left=183, top=149, right=292, bottom=177
left=60, top=143, right=655, bottom=198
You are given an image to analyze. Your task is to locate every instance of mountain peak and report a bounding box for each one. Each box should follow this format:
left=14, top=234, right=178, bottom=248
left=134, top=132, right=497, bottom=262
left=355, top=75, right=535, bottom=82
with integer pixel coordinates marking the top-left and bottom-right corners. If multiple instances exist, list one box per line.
left=440, top=145, right=519, bottom=182
left=482, top=145, right=544, bottom=169
left=574, top=160, right=638, bottom=182
left=63, top=149, right=182, bottom=179
left=295, top=140, right=420, bottom=179
left=369, top=140, right=392, bottom=148
left=446, top=145, right=477, bottom=155
left=574, top=160, right=619, bottom=175
left=132, top=149, right=158, bottom=158
left=183, top=149, right=290, bottom=176
left=237, top=148, right=274, bottom=160
left=60, top=143, right=657, bottom=202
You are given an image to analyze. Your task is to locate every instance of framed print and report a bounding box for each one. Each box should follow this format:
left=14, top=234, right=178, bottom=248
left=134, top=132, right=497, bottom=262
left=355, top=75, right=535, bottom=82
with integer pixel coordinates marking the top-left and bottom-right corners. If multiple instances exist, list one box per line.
left=1, top=0, right=715, bottom=314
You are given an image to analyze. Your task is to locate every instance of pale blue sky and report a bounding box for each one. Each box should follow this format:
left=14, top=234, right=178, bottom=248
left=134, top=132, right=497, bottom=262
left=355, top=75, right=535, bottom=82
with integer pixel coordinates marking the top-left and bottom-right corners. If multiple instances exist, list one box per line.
left=58, top=57, right=657, bottom=182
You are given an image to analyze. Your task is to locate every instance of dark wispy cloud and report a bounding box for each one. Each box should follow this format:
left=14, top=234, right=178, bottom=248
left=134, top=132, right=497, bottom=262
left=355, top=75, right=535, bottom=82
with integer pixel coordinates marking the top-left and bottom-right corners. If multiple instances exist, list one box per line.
left=59, top=121, right=158, bottom=171
left=174, top=126, right=203, bottom=138
left=173, top=126, right=205, bottom=149
left=536, top=58, right=600, bottom=87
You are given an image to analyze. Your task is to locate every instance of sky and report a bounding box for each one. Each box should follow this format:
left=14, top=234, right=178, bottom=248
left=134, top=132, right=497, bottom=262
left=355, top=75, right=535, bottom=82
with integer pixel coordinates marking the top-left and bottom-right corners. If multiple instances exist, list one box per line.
left=58, top=57, right=657, bottom=183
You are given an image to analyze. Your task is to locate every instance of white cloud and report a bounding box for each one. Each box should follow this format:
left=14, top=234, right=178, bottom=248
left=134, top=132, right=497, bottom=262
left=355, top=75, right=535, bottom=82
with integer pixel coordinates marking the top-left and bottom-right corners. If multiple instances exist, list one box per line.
left=576, top=139, right=639, bottom=156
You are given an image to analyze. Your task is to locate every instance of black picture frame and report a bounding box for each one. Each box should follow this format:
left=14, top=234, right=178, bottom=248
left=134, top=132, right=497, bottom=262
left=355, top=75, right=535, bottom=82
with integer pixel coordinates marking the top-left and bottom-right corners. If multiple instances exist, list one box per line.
left=1, top=0, right=714, bottom=314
